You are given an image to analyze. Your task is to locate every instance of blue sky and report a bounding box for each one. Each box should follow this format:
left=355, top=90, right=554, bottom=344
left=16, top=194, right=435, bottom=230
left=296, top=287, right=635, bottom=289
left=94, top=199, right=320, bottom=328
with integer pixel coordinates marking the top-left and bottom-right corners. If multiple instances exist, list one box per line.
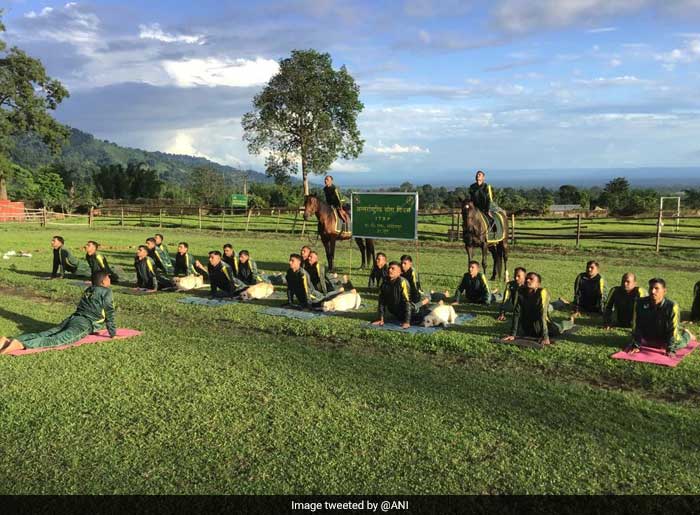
left=3, top=0, right=700, bottom=185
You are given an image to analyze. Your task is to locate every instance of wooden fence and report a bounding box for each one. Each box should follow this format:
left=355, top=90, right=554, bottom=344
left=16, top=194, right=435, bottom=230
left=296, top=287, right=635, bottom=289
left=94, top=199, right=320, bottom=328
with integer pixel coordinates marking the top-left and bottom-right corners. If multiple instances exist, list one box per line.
left=6, top=206, right=700, bottom=252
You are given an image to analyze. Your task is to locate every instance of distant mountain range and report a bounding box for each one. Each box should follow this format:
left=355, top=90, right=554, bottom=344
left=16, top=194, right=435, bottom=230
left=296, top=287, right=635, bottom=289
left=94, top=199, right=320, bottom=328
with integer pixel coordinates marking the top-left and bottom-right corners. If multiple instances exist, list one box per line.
left=9, top=127, right=274, bottom=186
left=335, top=167, right=700, bottom=189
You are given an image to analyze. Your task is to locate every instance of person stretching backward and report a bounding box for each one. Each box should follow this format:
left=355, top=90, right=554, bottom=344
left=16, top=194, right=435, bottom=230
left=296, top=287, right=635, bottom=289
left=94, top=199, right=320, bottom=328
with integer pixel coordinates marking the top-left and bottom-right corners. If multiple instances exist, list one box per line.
left=502, top=272, right=575, bottom=346
left=1, top=271, right=117, bottom=354
left=603, top=272, right=645, bottom=329
left=627, top=278, right=693, bottom=357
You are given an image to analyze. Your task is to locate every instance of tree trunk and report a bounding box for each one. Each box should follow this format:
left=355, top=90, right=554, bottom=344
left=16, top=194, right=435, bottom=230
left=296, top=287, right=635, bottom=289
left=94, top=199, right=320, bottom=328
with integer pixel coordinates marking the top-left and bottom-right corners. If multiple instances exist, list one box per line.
left=0, top=176, right=7, bottom=201
left=301, top=151, right=309, bottom=196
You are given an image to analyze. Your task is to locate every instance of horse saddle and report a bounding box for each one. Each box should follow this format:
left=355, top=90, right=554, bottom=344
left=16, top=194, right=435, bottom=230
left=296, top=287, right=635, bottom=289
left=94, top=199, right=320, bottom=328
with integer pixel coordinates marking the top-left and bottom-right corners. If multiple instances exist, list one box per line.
left=332, top=207, right=351, bottom=236
left=478, top=210, right=505, bottom=243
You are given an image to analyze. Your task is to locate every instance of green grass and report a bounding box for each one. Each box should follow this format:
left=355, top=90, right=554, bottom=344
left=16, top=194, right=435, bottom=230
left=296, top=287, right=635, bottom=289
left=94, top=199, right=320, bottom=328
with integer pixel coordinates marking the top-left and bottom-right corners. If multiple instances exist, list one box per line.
left=1, top=225, right=700, bottom=494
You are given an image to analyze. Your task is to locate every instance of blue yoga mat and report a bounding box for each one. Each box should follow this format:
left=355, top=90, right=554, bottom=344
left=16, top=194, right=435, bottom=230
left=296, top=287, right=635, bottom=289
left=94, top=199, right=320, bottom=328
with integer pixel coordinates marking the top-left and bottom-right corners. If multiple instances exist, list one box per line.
left=261, top=307, right=326, bottom=319
left=178, top=296, right=239, bottom=307
left=366, top=314, right=476, bottom=334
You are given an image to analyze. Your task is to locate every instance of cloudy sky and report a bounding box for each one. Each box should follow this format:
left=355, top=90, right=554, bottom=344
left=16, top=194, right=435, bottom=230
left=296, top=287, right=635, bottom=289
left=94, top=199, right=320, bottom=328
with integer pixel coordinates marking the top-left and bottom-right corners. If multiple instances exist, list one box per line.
left=3, top=0, right=700, bottom=185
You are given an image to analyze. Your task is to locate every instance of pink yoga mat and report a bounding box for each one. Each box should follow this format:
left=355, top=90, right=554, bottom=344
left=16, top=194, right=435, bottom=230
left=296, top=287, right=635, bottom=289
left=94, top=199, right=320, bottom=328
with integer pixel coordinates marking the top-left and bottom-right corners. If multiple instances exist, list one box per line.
left=611, top=340, right=698, bottom=367
left=5, top=328, right=142, bottom=356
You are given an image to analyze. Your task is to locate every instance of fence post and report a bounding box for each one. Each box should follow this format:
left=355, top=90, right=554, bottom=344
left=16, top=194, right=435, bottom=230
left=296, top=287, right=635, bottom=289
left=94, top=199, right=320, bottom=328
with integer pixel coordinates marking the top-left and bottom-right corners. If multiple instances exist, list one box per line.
left=245, top=209, right=252, bottom=232
left=120, top=208, right=124, bottom=226
left=291, top=209, right=299, bottom=234
left=275, top=209, right=282, bottom=233
left=140, top=207, right=143, bottom=226
left=221, top=210, right=225, bottom=233
left=88, top=206, right=94, bottom=227
left=655, top=209, right=663, bottom=253
left=180, top=208, right=184, bottom=228
left=198, top=207, right=203, bottom=231
left=510, top=213, right=515, bottom=246
left=159, top=209, right=163, bottom=228
left=41, top=207, right=47, bottom=227
left=301, top=218, right=307, bottom=237
left=575, top=214, right=581, bottom=248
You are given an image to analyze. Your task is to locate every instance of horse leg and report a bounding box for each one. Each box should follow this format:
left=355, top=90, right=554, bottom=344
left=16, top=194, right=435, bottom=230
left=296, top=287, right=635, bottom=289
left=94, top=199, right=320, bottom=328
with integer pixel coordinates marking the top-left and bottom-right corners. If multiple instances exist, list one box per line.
left=328, top=238, right=337, bottom=272
left=489, top=245, right=498, bottom=281
left=355, top=238, right=366, bottom=269
left=481, top=243, right=488, bottom=278
left=501, top=243, right=508, bottom=282
left=322, top=237, right=333, bottom=271
left=366, top=239, right=375, bottom=266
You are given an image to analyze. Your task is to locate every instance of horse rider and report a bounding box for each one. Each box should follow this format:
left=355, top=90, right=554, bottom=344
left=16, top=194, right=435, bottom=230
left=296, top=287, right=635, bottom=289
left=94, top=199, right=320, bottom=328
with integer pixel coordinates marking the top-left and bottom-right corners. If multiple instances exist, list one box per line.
left=469, top=170, right=496, bottom=231
left=323, top=175, right=350, bottom=229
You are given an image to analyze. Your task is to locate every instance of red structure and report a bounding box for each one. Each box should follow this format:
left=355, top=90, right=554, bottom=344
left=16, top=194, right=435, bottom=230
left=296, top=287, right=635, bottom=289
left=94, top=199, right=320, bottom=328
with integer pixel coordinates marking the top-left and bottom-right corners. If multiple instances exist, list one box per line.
left=0, top=199, right=25, bottom=222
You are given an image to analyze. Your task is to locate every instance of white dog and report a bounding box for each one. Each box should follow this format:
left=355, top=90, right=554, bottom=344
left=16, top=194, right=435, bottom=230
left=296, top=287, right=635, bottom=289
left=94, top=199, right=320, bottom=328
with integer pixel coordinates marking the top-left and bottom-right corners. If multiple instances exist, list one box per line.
left=321, top=291, right=361, bottom=312
left=240, top=282, right=274, bottom=301
left=173, top=274, right=204, bottom=291
left=422, top=302, right=458, bottom=327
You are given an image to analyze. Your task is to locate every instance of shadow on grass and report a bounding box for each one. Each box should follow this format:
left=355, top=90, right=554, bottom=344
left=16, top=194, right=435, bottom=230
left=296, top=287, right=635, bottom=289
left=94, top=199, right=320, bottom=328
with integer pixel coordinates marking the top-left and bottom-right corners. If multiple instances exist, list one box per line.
left=0, top=306, right=55, bottom=334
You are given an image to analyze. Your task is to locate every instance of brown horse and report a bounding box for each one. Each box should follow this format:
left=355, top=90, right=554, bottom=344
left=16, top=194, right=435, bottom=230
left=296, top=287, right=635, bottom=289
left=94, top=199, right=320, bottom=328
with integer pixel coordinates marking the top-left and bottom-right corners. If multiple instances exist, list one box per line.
left=303, top=194, right=375, bottom=271
left=460, top=199, right=508, bottom=281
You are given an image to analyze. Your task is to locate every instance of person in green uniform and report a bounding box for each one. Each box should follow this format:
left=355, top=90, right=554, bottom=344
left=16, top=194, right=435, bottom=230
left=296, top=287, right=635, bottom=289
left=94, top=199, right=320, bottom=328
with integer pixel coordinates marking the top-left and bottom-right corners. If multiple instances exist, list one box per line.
left=372, top=261, right=426, bottom=329
left=134, top=245, right=173, bottom=291
left=223, top=244, right=239, bottom=276
left=51, top=236, right=90, bottom=279
left=368, top=252, right=388, bottom=289
left=145, top=237, right=172, bottom=275
left=400, top=255, right=429, bottom=309
left=195, top=251, right=245, bottom=298
left=1, top=271, right=117, bottom=354
left=173, top=242, right=198, bottom=277
left=154, top=233, right=174, bottom=274
left=323, top=175, right=349, bottom=228
left=237, top=250, right=264, bottom=285
left=85, top=240, right=119, bottom=284
left=627, top=278, right=694, bottom=356
left=468, top=170, right=498, bottom=230
left=307, top=251, right=351, bottom=297
left=502, top=272, right=575, bottom=346
left=300, top=246, right=312, bottom=271
left=454, top=261, right=498, bottom=305
left=690, top=280, right=700, bottom=323
left=497, top=267, right=526, bottom=320
left=603, top=272, right=646, bottom=329
left=284, top=253, right=324, bottom=309
left=573, top=260, right=606, bottom=316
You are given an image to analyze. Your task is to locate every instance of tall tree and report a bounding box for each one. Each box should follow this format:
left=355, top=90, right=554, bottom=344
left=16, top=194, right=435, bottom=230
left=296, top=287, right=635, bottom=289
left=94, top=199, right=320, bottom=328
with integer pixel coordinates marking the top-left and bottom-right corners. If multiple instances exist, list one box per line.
left=0, top=12, right=69, bottom=200
left=187, top=166, right=226, bottom=206
left=242, top=49, right=364, bottom=195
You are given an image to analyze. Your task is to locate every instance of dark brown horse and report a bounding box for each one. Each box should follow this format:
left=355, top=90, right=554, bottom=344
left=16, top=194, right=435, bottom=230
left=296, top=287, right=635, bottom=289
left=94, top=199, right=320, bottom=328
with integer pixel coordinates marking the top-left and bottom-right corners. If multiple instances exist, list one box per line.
left=303, top=194, right=375, bottom=271
left=460, top=199, right=508, bottom=281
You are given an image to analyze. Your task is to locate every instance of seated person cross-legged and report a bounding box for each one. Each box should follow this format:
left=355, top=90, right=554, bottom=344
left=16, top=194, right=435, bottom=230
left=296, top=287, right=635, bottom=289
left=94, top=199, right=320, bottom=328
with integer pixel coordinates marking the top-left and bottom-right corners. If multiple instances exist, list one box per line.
left=627, top=278, right=694, bottom=357
left=501, top=272, right=575, bottom=346
left=372, top=261, right=427, bottom=329
left=0, top=271, right=117, bottom=354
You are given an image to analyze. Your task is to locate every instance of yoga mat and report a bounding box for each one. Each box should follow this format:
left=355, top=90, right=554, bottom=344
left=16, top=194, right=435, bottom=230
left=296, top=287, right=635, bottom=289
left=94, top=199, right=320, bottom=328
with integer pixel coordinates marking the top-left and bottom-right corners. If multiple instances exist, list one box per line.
left=611, top=340, right=698, bottom=368
left=6, top=328, right=142, bottom=356
left=367, top=314, right=476, bottom=335
left=261, top=307, right=325, bottom=319
left=178, top=296, right=239, bottom=307
left=120, top=288, right=166, bottom=296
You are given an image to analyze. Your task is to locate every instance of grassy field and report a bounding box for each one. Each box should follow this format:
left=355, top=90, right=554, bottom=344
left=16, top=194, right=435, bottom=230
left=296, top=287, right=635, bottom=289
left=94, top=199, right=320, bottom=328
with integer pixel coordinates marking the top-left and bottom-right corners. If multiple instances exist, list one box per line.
left=1, top=224, right=699, bottom=494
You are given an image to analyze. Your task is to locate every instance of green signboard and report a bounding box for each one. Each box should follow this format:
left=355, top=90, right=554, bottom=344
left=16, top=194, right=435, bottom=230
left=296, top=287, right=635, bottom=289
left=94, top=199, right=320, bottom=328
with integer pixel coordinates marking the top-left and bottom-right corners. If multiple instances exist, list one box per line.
left=351, top=192, right=418, bottom=240
left=230, top=194, right=248, bottom=208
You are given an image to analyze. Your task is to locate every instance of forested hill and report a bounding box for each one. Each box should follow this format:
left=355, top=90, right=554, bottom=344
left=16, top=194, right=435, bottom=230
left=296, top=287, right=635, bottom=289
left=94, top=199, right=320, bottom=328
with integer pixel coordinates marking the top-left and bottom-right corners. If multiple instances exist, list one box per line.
left=9, top=127, right=272, bottom=186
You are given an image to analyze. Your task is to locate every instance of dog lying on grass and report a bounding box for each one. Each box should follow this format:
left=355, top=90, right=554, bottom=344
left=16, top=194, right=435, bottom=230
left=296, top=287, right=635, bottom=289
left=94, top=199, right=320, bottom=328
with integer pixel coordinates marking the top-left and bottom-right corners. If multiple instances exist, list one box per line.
left=422, top=302, right=458, bottom=327
left=240, top=282, right=274, bottom=301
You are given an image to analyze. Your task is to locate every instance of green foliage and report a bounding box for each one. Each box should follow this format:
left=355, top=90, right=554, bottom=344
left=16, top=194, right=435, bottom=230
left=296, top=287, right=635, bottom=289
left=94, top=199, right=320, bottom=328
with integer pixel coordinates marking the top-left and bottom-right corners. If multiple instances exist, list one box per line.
left=186, top=167, right=226, bottom=206
left=242, top=49, right=364, bottom=194
left=557, top=185, right=580, bottom=204
left=683, top=188, right=700, bottom=209
left=93, top=162, right=162, bottom=201
left=0, top=12, right=69, bottom=199
left=33, top=167, right=66, bottom=208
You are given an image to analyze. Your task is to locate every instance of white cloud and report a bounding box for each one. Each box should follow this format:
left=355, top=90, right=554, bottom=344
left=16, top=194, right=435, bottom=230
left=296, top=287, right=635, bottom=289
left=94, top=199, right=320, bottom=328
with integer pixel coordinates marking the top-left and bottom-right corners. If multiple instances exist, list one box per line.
left=139, top=23, right=205, bottom=45
left=162, top=57, right=279, bottom=88
left=586, top=26, right=617, bottom=33
left=574, top=75, right=647, bottom=86
left=655, top=38, right=700, bottom=69
left=609, top=58, right=622, bottom=67
left=372, top=143, right=431, bottom=154
left=330, top=161, right=370, bottom=173
left=494, top=0, right=647, bottom=34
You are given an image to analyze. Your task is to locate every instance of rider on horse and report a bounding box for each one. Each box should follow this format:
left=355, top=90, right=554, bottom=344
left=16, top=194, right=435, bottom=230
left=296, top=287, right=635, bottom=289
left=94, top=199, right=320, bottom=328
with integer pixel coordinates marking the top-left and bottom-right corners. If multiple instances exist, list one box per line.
left=323, top=175, right=350, bottom=230
left=468, top=170, right=497, bottom=232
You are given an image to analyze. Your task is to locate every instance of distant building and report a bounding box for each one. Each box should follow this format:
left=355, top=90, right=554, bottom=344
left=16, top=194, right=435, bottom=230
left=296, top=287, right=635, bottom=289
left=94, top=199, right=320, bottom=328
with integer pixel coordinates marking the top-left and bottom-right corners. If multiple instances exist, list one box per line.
left=549, top=204, right=583, bottom=215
